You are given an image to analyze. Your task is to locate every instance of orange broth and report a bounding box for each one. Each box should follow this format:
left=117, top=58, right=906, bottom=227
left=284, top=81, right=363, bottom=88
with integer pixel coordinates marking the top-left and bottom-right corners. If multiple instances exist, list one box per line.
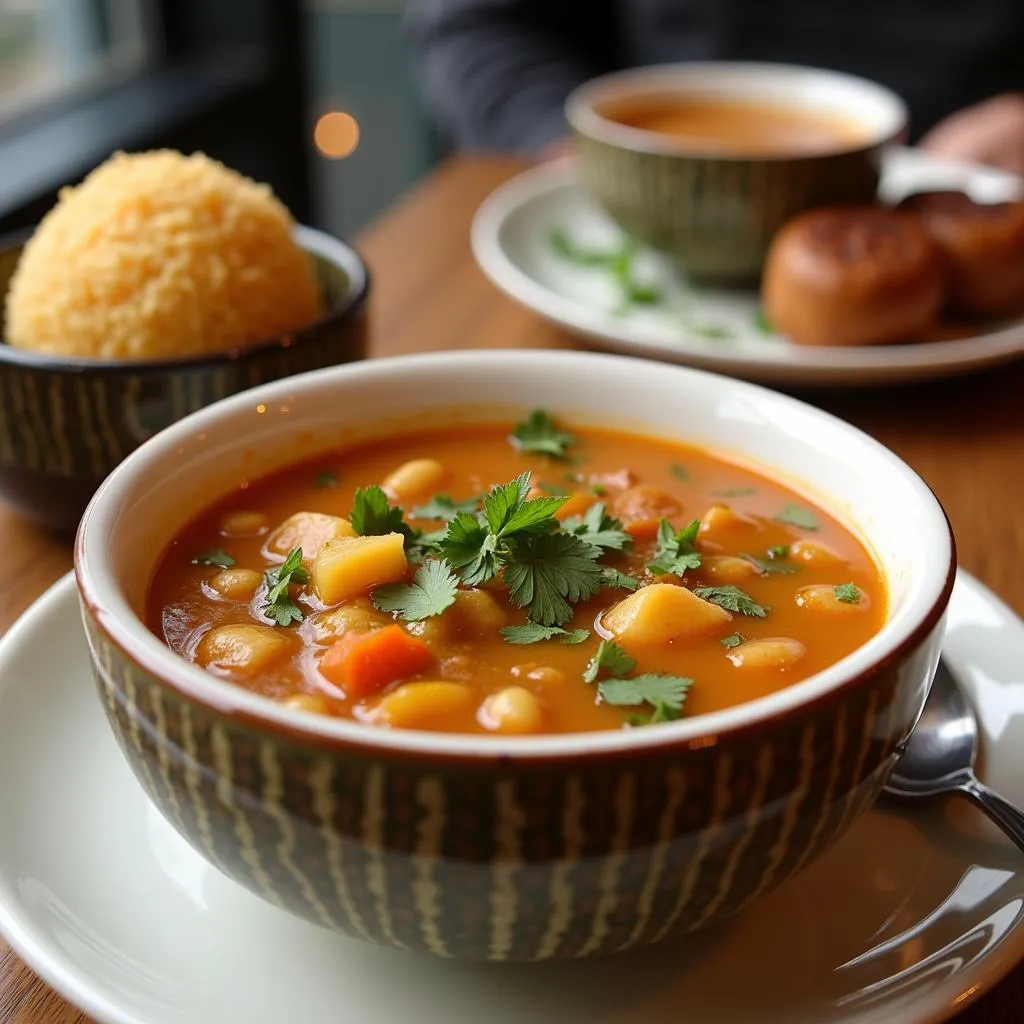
left=146, top=422, right=886, bottom=735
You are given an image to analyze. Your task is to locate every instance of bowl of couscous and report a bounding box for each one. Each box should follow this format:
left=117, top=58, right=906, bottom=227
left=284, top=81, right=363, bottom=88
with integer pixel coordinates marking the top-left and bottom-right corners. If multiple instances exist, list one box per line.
left=0, top=150, right=370, bottom=533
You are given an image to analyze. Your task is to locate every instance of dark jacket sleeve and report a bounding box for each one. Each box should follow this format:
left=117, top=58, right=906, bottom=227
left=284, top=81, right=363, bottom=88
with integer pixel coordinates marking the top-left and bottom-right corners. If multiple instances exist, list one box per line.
left=406, top=0, right=619, bottom=155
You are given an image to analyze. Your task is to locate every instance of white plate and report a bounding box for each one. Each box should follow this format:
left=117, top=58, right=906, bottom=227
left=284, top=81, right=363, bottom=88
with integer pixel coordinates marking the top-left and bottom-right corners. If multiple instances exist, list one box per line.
left=1, top=573, right=1023, bottom=1024
left=471, top=149, right=1024, bottom=387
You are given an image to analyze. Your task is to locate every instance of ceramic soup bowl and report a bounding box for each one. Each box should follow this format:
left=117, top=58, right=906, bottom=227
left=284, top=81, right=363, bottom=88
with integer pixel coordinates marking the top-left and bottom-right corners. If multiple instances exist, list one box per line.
left=74, top=351, right=954, bottom=961
left=0, top=226, right=369, bottom=533
left=566, top=63, right=907, bottom=283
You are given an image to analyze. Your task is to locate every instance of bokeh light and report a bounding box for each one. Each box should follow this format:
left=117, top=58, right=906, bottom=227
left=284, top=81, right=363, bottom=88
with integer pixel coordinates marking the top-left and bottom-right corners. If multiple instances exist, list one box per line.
left=314, top=111, right=361, bottom=159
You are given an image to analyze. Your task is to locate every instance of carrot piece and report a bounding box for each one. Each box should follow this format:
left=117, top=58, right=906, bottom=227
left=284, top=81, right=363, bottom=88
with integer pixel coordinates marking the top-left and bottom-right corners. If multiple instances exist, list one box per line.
left=624, top=517, right=662, bottom=540
left=318, top=625, right=432, bottom=698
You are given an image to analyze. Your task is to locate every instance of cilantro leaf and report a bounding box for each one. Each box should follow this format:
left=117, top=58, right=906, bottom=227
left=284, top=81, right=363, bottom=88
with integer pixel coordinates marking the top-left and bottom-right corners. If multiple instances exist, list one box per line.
left=775, top=503, right=819, bottom=531
left=407, top=528, right=447, bottom=564
left=500, top=623, right=591, bottom=645
left=410, top=494, right=481, bottom=521
left=502, top=532, right=604, bottom=626
left=714, top=486, right=756, bottom=498
left=537, top=482, right=570, bottom=496
left=693, top=584, right=768, bottom=618
left=720, top=633, right=745, bottom=648
left=599, top=674, right=693, bottom=723
left=314, top=471, right=339, bottom=489
left=351, top=486, right=412, bottom=538
left=740, top=552, right=797, bottom=576
left=669, top=464, right=691, bottom=481
left=562, top=502, right=632, bottom=553
left=372, top=560, right=459, bottom=621
left=192, top=549, right=235, bottom=569
left=510, top=410, right=576, bottom=460
left=437, top=511, right=498, bottom=586
left=754, top=307, right=775, bottom=335
left=834, top=583, right=862, bottom=605
left=262, top=547, right=309, bottom=626
left=483, top=472, right=564, bottom=536
left=583, top=639, right=636, bottom=684
left=600, top=567, right=640, bottom=592
left=767, top=544, right=790, bottom=559
left=647, top=518, right=702, bottom=576
left=590, top=483, right=607, bottom=496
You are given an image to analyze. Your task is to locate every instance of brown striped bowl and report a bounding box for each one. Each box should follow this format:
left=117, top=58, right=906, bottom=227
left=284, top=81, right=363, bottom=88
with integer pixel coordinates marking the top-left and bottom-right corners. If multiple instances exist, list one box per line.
left=74, top=350, right=954, bottom=961
left=566, top=63, right=908, bottom=283
left=0, top=225, right=369, bottom=533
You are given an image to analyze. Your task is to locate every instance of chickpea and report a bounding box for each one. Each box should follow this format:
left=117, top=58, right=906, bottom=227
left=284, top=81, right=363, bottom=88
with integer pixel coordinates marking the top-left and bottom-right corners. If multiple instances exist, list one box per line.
left=278, top=693, right=333, bottom=715
left=727, top=637, right=806, bottom=670
left=698, top=504, right=752, bottom=548
left=209, top=567, right=263, bottom=601
left=704, top=555, right=759, bottom=583
left=369, top=681, right=473, bottom=730
left=219, top=510, right=270, bottom=537
left=789, top=539, right=844, bottom=567
left=525, top=665, right=566, bottom=686
left=196, top=624, right=294, bottom=676
left=480, top=686, right=544, bottom=734
left=382, top=459, right=446, bottom=501
left=796, top=584, right=869, bottom=614
left=311, top=599, right=389, bottom=644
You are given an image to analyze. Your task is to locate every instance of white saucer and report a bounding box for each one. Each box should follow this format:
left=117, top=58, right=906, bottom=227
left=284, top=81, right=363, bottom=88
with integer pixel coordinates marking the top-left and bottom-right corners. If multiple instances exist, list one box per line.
left=1, top=572, right=1023, bottom=1024
left=471, top=148, right=1024, bottom=388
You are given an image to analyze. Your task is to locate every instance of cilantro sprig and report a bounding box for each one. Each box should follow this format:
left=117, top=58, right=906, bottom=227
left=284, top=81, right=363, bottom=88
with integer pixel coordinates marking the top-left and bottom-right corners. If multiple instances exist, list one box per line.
left=410, top=494, right=481, bottom=521
left=350, top=485, right=416, bottom=540
left=693, top=584, right=768, bottom=618
left=562, top=502, right=632, bottom=553
left=500, top=623, right=591, bottom=645
left=647, top=518, right=702, bottom=577
left=740, top=552, right=797, bottom=576
left=601, top=675, right=693, bottom=724
left=192, top=549, right=235, bottom=569
left=583, top=639, right=636, bottom=684
left=775, top=503, right=819, bottom=531
left=834, top=583, right=862, bottom=604
left=261, top=547, right=309, bottom=626
left=510, top=410, right=576, bottom=460
left=372, top=560, right=460, bottom=622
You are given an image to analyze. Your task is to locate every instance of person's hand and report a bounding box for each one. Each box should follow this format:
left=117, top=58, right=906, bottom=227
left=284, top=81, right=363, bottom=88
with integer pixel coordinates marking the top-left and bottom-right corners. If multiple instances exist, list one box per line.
left=919, top=94, right=1024, bottom=176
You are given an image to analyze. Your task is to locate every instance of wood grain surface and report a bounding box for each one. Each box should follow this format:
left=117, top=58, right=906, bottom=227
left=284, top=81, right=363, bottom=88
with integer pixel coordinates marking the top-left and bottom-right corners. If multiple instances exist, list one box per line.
left=1, top=156, right=1022, bottom=1023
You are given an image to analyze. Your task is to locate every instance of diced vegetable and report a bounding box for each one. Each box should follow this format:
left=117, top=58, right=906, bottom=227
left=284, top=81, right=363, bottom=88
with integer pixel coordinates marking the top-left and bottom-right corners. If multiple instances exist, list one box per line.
left=796, top=584, right=869, bottom=614
left=368, top=681, right=473, bottom=729
left=219, top=510, right=269, bottom=537
left=703, top=555, right=760, bottom=583
left=265, top=511, right=357, bottom=559
left=553, top=491, right=595, bottom=521
left=602, top=582, right=732, bottom=646
left=318, top=625, right=433, bottom=697
left=725, top=637, right=806, bottom=670
left=789, top=539, right=844, bottom=567
left=196, top=624, right=295, bottom=675
left=698, top=504, right=753, bottom=547
left=209, top=567, right=263, bottom=601
left=313, top=532, right=407, bottom=605
left=309, top=598, right=391, bottom=644
left=613, top=484, right=684, bottom=538
left=278, top=693, right=333, bottom=714
left=480, top=686, right=544, bottom=734
left=382, top=459, right=446, bottom=501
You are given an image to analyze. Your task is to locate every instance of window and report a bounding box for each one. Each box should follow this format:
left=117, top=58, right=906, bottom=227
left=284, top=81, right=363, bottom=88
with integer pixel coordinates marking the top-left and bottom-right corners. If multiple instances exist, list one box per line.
left=0, top=0, right=154, bottom=125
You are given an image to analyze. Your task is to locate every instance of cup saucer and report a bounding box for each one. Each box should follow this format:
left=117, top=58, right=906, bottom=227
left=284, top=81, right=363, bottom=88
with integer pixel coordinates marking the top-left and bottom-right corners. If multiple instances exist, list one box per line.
left=1, top=572, right=1022, bottom=1024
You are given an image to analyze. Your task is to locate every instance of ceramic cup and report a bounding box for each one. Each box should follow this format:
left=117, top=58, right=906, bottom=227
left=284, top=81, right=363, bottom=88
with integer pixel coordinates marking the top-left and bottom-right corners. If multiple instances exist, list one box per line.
left=75, top=350, right=954, bottom=961
left=0, top=226, right=369, bottom=533
left=566, top=63, right=908, bottom=283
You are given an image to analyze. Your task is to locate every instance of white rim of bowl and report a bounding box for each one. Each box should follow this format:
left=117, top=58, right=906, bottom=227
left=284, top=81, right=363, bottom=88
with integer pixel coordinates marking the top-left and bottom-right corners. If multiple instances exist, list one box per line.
left=566, top=62, right=909, bottom=160
left=76, top=350, right=953, bottom=760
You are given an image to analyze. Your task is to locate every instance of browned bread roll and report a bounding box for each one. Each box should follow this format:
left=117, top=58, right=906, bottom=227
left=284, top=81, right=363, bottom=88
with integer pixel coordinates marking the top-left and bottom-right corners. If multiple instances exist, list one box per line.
left=896, top=191, right=1024, bottom=321
left=762, top=206, right=944, bottom=347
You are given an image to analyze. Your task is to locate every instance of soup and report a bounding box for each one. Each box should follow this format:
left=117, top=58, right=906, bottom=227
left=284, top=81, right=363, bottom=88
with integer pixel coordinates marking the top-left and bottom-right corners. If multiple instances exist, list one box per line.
left=147, top=412, right=886, bottom=735
left=603, top=96, right=869, bottom=156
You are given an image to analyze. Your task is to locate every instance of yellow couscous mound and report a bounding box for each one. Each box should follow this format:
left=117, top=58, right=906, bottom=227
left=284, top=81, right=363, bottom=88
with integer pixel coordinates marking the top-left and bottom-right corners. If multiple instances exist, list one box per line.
left=4, top=150, right=323, bottom=360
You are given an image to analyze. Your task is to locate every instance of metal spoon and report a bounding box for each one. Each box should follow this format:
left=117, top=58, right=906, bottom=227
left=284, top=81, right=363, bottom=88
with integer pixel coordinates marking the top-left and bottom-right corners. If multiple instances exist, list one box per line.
left=884, top=659, right=1024, bottom=851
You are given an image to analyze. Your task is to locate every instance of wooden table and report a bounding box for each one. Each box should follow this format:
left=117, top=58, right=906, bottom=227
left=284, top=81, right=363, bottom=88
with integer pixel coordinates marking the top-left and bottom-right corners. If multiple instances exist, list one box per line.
left=1, top=156, right=1022, bottom=1023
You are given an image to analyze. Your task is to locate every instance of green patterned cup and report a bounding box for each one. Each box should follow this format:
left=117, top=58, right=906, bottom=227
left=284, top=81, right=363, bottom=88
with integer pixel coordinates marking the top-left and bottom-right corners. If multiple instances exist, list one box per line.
left=567, top=63, right=908, bottom=284
left=75, top=350, right=954, bottom=962
left=0, top=226, right=369, bottom=533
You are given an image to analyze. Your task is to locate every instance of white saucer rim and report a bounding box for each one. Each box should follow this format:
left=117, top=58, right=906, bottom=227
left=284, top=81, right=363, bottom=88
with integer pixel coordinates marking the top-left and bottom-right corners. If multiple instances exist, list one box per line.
left=470, top=153, right=1024, bottom=386
left=1, top=570, right=1023, bottom=1024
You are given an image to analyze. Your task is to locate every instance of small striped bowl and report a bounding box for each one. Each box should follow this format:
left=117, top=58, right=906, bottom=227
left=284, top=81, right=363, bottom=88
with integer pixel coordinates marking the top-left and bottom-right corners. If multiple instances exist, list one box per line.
left=567, top=63, right=907, bottom=284
left=0, top=225, right=369, bottom=533
left=74, top=350, right=954, bottom=961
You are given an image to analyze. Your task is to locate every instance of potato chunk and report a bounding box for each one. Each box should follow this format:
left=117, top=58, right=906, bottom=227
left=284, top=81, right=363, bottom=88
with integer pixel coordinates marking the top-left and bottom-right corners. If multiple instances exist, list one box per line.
left=698, top=504, right=754, bottom=548
left=209, top=567, right=263, bottom=601
left=726, top=638, right=806, bottom=670
left=703, top=555, right=759, bottom=583
left=196, top=624, right=295, bottom=676
left=367, top=681, right=472, bottom=730
left=313, top=533, right=407, bottom=605
left=602, top=582, right=732, bottom=646
left=480, top=687, right=544, bottom=734
left=309, top=598, right=391, bottom=644
left=789, top=539, right=845, bottom=567
left=796, top=584, right=870, bottom=614
left=265, top=511, right=356, bottom=559
left=382, top=459, right=445, bottom=501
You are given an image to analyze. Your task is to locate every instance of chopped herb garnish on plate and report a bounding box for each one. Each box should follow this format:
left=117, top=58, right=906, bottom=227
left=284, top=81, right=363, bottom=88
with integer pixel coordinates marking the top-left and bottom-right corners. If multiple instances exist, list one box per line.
left=775, top=503, right=819, bottom=531
left=583, top=639, right=636, bottom=684
left=754, top=308, right=775, bottom=335
left=720, top=633, right=745, bottom=648
left=500, top=623, right=591, bottom=645
left=693, top=584, right=768, bottom=618
left=740, top=552, right=797, bottom=575
left=834, top=583, right=862, bottom=604
left=410, top=494, right=480, bottom=521
left=682, top=321, right=733, bottom=341
left=600, top=674, right=693, bottom=725
left=562, top=502, right=632, bottom=553
left=192, top=549, right=235, bottom=569
left=314, top=471, right=339, bottom=489
left=647, top=518, right=702, bottom=577
left=372, top=560, right=459, bottom=622
left=510, top=410, right=576, bottom=461
left=262, top=547, right=309, bottom=626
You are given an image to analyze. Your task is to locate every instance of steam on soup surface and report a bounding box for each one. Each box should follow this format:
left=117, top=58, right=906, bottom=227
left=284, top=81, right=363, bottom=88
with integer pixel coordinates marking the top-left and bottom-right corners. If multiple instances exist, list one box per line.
left=604, top=96, right=869, bottom=156
left=147, top=413, right=885, bottom=735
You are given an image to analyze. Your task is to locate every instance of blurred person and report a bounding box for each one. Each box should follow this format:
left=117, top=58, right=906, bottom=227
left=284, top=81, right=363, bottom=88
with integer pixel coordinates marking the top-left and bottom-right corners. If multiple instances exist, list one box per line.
left=407, top=0, right=1024, bottom=175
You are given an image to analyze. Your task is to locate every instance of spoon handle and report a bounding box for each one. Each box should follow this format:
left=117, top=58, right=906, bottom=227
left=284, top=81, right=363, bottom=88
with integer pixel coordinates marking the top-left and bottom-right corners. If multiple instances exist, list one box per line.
left=963, top=776, right=1024, bottom=853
